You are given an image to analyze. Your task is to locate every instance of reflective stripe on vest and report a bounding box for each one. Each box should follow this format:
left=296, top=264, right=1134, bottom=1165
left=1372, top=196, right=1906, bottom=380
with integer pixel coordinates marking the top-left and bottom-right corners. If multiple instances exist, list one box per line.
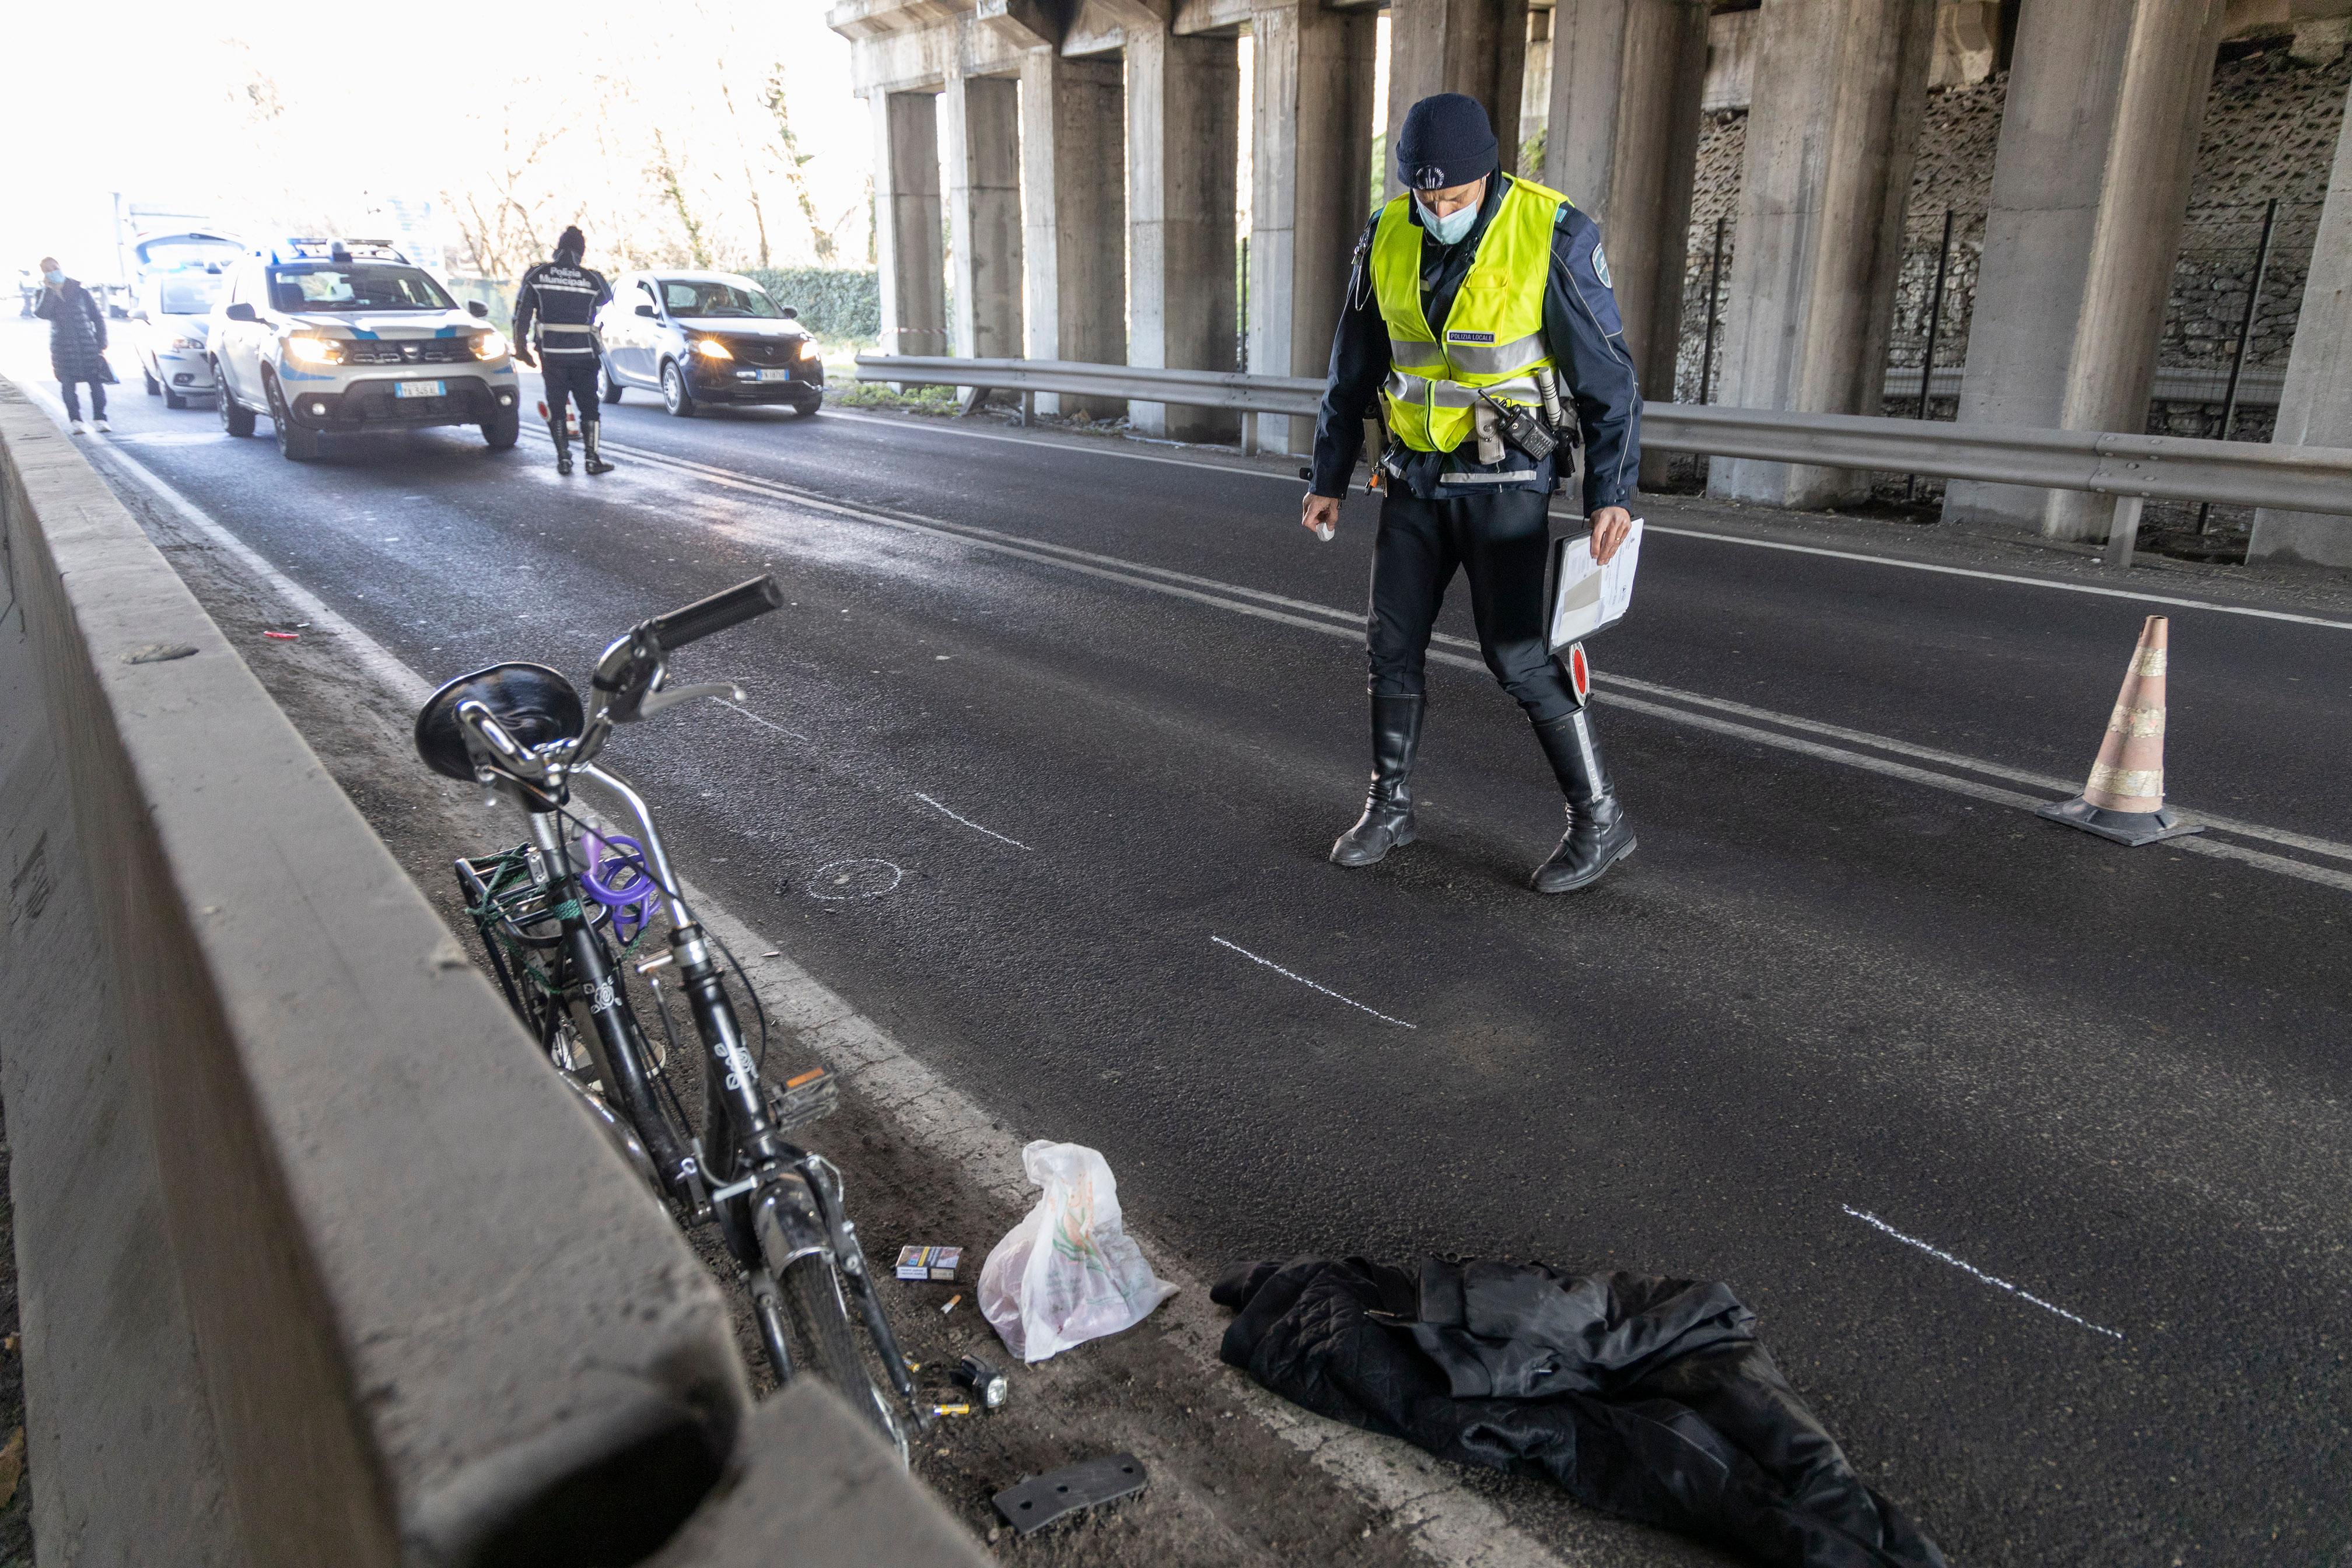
left=1371, top=175, right=1564, bottom=454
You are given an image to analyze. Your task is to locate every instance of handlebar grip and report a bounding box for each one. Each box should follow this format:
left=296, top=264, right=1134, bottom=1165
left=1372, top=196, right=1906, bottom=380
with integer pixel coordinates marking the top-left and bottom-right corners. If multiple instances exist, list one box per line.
left=644, top=575, right=783, bottom=652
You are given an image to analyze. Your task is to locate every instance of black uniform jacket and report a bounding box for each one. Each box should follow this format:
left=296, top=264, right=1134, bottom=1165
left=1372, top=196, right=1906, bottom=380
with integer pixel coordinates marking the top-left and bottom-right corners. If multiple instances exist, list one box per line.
left=1309, top=174, right=1642, bottom=515
left=512, top=261, right=613, bottom=359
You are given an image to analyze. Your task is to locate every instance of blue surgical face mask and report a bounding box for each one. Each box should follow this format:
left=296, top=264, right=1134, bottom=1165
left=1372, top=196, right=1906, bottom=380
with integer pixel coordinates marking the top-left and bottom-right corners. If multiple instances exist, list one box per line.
left=43, top=269, right=64, bottom=286
left=1415, top=193, right=1479, bottom=246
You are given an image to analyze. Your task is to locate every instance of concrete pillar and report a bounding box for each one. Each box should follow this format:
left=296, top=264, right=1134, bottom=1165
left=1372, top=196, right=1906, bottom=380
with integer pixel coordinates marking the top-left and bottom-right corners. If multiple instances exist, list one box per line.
left=1947, top=0, right=2227, bottom=541
left=1019, top=50, right=1126, bottom=421
left=1384, top=0, right=1532, bottom=200
left=1127, top=26, right=1241, bottom=443
left=1706, top=0, right=1936, bottom=509
left=1544, top=0, right=1709, bottom=487
left=2042, top=0, right=2228, bottom=542
left=1248, top=2, right=1378, bottom=453
left=942, top=70, right=1024, bottom=363
left=873, top=90, right=947, bottom=359
left=2250, top=73, right=2352, bottom=569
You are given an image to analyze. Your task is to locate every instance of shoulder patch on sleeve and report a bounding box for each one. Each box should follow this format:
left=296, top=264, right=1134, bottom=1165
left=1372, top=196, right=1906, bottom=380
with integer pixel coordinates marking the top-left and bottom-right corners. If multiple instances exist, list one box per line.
left=1592, top=244, right=1612, bottom=289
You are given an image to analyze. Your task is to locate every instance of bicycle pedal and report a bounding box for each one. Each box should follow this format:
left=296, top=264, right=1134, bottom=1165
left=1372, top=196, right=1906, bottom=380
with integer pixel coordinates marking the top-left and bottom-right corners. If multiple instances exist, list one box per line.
left=765, top=1066, right=839, bottom=1132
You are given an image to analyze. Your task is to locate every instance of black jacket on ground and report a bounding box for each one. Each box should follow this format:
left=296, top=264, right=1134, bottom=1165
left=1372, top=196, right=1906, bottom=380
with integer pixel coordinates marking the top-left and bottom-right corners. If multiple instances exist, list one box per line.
left=36, top=280, right=109, bottom=383
left=1308, top=175, right=1642, bottom=514
left=1214, top=1255, right=1946, bottom=1568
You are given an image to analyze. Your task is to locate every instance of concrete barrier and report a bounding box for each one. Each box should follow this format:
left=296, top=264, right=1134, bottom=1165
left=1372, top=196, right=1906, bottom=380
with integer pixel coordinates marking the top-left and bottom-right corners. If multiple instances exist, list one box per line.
left=0, top=380, right=986, bottom=1566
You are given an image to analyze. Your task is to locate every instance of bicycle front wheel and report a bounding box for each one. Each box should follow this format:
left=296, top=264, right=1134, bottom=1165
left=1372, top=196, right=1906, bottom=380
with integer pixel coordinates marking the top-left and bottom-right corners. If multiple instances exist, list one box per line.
left=778, top=1255, right=902, bottom=1453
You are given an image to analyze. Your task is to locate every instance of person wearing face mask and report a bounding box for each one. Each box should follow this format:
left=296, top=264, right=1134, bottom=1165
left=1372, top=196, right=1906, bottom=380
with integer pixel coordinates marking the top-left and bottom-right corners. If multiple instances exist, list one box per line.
left=512, top=225, right=615, bottom=475
left=33, top=257, right=114, bottom=435
left=1302, top=93, right=1643, bottom=895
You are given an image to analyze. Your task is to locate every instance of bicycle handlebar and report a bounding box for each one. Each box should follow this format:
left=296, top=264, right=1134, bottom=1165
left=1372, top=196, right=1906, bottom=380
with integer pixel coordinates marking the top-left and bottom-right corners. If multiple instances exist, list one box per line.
left=645, top=576, right=783, bottom=653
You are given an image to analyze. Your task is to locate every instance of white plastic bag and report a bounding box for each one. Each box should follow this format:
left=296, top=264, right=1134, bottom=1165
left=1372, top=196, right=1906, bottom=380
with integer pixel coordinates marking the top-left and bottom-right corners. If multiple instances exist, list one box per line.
left=979, top=1141, right=1177, bottom=1363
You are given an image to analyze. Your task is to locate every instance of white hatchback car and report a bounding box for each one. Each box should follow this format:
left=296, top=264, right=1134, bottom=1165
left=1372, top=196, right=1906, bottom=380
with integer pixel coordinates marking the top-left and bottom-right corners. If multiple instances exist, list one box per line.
left=208, top=239, right=521, bottom=462
left=131, top=265, right=228, bottom=408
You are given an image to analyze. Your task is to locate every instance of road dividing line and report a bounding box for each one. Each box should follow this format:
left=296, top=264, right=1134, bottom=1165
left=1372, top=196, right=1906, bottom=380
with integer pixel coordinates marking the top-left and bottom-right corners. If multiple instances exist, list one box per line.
left=1210, top=936, right=1418, bottom=1029
left=1842, top=1206, right=2124, bottom=1342
left=911, top=792, right=1032, bottom=850
left=593, top=433, right=2352, bottom=895
left=68, top=415, right=1577, bottom=1568
left=816, top=410, right=2352, bottom=633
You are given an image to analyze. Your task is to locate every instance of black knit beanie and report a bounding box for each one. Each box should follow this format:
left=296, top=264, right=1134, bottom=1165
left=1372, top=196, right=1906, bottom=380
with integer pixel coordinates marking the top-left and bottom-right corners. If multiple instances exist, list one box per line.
left=1395, top=94, right=1499, bottom=192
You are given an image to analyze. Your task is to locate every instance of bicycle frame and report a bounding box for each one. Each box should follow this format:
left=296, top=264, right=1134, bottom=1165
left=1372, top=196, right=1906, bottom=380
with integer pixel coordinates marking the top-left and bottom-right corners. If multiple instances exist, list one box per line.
left=501, top=761, right=921, bottom=1419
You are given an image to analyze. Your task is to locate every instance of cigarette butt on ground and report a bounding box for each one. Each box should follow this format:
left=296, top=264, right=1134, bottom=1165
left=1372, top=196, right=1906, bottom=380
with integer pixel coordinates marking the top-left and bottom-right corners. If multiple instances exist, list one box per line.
left=940, top=1293, right=963, bottom=1315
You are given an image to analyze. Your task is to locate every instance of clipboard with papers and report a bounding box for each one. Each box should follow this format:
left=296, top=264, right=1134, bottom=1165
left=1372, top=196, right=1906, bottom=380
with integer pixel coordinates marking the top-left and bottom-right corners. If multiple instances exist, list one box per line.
left=1546, top=517, right=1644, bottom=652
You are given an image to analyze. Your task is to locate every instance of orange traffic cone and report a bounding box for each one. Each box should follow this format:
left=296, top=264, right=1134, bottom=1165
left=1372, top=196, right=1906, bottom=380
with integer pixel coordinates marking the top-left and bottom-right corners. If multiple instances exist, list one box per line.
left=2037, top=615, right=2202, bottom=846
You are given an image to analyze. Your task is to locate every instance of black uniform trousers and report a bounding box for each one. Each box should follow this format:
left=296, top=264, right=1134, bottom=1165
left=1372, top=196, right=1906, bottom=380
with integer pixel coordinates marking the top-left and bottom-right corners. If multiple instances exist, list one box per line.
left=541, top=358, right=600, bottom=426
left=1367, top=488, right=1577, bottom=726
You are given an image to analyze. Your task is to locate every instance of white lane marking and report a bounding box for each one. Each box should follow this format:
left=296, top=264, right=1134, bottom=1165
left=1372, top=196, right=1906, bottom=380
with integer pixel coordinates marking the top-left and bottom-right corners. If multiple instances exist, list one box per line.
left=69, top=410, right=1570, bottom=1568
left=1642, top=524, right=2352, bottom=634
left=714, top=696, right=808, bottom=740
left=1210, top=936, right=1417, bottom=1030
left=1842, top=1206, right=2124, bottom=1342
left=911, top=792, right=1031, bottom=850
left=597, top=435, right=2352, bottom=892
left=818, top=408, right=2352, bottom=633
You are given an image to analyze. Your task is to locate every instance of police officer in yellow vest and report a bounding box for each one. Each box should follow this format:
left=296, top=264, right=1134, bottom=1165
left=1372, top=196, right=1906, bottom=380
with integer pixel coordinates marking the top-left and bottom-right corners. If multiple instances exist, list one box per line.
left=1303, top=93, right=1640, bottom=894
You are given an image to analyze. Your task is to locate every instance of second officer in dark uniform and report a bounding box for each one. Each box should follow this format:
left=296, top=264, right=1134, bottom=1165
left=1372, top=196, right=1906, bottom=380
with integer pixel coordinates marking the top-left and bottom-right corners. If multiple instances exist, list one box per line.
left=1303, top=93, right=1642, bottom=894
left=512, top=225, right=615, bottom=475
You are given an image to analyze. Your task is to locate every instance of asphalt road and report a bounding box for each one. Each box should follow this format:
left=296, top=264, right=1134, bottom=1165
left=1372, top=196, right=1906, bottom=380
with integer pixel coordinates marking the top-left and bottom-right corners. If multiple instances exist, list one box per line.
left=21, top=327, right=2352, bottom=1565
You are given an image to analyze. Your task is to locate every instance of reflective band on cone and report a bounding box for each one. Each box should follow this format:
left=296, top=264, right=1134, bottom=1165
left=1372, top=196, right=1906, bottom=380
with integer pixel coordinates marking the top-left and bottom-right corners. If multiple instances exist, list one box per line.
left=2036, top=615, right=2202, bottom=847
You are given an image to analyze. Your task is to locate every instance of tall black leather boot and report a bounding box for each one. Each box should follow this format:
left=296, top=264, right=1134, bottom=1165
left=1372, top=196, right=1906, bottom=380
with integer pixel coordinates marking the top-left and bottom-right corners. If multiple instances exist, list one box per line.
left=1331, top=694, right=1424, bottom=867
left=1529, top=707, right=1636, bottom=893
left=582, top=419, right=614, bottom=475
left=550, top=416, right=572, bottom=475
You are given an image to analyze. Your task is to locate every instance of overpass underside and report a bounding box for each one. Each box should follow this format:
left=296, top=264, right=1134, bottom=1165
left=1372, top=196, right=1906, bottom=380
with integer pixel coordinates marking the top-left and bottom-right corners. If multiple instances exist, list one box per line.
left=827, top=0, right=2352, bottom=568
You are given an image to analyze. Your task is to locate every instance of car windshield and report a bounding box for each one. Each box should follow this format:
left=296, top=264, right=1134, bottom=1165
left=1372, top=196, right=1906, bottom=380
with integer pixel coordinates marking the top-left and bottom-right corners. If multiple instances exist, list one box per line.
left=159, top=275, right=223, bottom=314
left=662, top=278, right=784, bottom=318
left=270, top=263, right=453, bottom=313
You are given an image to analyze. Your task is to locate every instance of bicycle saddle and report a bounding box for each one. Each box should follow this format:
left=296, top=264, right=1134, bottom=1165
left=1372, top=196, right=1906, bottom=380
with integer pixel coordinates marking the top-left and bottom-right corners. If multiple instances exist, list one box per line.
left=413, top=662, right=585, bottom=781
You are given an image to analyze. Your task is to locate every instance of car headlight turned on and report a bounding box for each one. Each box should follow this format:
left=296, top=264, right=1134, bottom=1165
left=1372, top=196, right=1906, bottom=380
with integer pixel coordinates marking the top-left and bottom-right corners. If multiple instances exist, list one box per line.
left=692, top=337, right=733, bottom=359
left=471, top=329, right=509, bottom=362
left=285, top=334, right=343, bottom=366
left=796, top=338, right=820, bottom=361
left=168, top=335, right=203, bottom=351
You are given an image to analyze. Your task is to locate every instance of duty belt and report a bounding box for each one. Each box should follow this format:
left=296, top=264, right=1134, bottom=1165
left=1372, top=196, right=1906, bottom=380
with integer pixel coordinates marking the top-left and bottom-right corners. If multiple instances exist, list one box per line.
left=539, top=323, right=595, bottom=333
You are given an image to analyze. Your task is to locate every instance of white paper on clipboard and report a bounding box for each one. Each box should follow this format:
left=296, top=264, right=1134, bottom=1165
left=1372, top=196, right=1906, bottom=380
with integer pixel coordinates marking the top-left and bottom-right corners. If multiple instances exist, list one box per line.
left=1547, top=517, right=1643, bottom=652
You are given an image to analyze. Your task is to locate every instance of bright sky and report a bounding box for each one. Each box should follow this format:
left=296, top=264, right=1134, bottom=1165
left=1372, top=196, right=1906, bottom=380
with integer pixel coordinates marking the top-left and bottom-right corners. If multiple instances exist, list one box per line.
left=2, top=1, right=873, bottom=281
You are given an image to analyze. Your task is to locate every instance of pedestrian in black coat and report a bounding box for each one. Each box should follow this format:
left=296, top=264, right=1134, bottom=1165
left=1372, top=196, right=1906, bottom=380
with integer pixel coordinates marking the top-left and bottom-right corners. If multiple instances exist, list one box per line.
left=34, top=257, right=111, bottom=432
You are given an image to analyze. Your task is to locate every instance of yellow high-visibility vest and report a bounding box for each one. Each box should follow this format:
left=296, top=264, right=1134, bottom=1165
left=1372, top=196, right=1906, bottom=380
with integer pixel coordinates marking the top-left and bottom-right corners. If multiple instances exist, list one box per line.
left=1370, top=173, right=1563, bottom=454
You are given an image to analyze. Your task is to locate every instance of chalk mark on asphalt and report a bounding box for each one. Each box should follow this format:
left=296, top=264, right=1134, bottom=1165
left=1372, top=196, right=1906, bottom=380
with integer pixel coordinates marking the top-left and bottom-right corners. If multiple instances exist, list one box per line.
left=1210, top=936, right=1416, bottom=1029
left=911, top=792, right=1032, bottom=850
left=714, top=697, right=808, bottom=741
left=1843, top=1205, right=2124, bottom=1341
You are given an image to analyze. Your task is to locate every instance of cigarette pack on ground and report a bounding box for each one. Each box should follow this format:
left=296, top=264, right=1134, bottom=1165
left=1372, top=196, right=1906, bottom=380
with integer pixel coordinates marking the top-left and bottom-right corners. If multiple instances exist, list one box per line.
left=896, top=1244, right=963, bottom=1282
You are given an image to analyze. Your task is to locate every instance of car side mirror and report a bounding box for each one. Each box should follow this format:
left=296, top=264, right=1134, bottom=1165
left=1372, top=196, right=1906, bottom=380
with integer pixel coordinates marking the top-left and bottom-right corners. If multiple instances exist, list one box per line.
left=224, top=302, right=258, bottom=323
left=779, top=306, right=799, bottom=320
left=634, top=303, right=656, bottom=318
left=467, top=300, right=489, bottom=319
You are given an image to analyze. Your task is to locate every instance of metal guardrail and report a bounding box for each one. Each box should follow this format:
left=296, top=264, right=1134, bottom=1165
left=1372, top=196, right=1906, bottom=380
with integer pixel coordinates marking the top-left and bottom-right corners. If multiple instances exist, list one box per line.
left=855, top=356, right=2352, bottom=553
left=1882, top=364, right=2284, bottom=407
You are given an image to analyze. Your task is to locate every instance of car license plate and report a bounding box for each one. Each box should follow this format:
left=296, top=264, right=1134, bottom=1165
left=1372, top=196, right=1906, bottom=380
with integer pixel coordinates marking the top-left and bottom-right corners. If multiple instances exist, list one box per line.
left=757, top=369, right=794, bottom=383
left=394, top=380, right=446, bottom=399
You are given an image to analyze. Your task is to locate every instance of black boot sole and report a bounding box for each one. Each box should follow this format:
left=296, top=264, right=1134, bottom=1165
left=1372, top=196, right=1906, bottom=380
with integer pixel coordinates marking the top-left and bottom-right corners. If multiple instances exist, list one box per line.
left=1531, top=835, right=1636, bottom=895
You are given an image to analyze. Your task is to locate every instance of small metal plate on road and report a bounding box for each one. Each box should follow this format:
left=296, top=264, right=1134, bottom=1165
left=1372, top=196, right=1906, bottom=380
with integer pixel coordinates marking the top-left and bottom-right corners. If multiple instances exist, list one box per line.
left=992, top=1454, right=1147, bottom=1535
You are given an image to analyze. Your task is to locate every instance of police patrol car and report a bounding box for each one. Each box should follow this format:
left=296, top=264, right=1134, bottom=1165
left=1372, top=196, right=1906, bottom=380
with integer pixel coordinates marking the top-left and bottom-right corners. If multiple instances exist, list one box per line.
left=208, top=239, right=521, bottom=461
